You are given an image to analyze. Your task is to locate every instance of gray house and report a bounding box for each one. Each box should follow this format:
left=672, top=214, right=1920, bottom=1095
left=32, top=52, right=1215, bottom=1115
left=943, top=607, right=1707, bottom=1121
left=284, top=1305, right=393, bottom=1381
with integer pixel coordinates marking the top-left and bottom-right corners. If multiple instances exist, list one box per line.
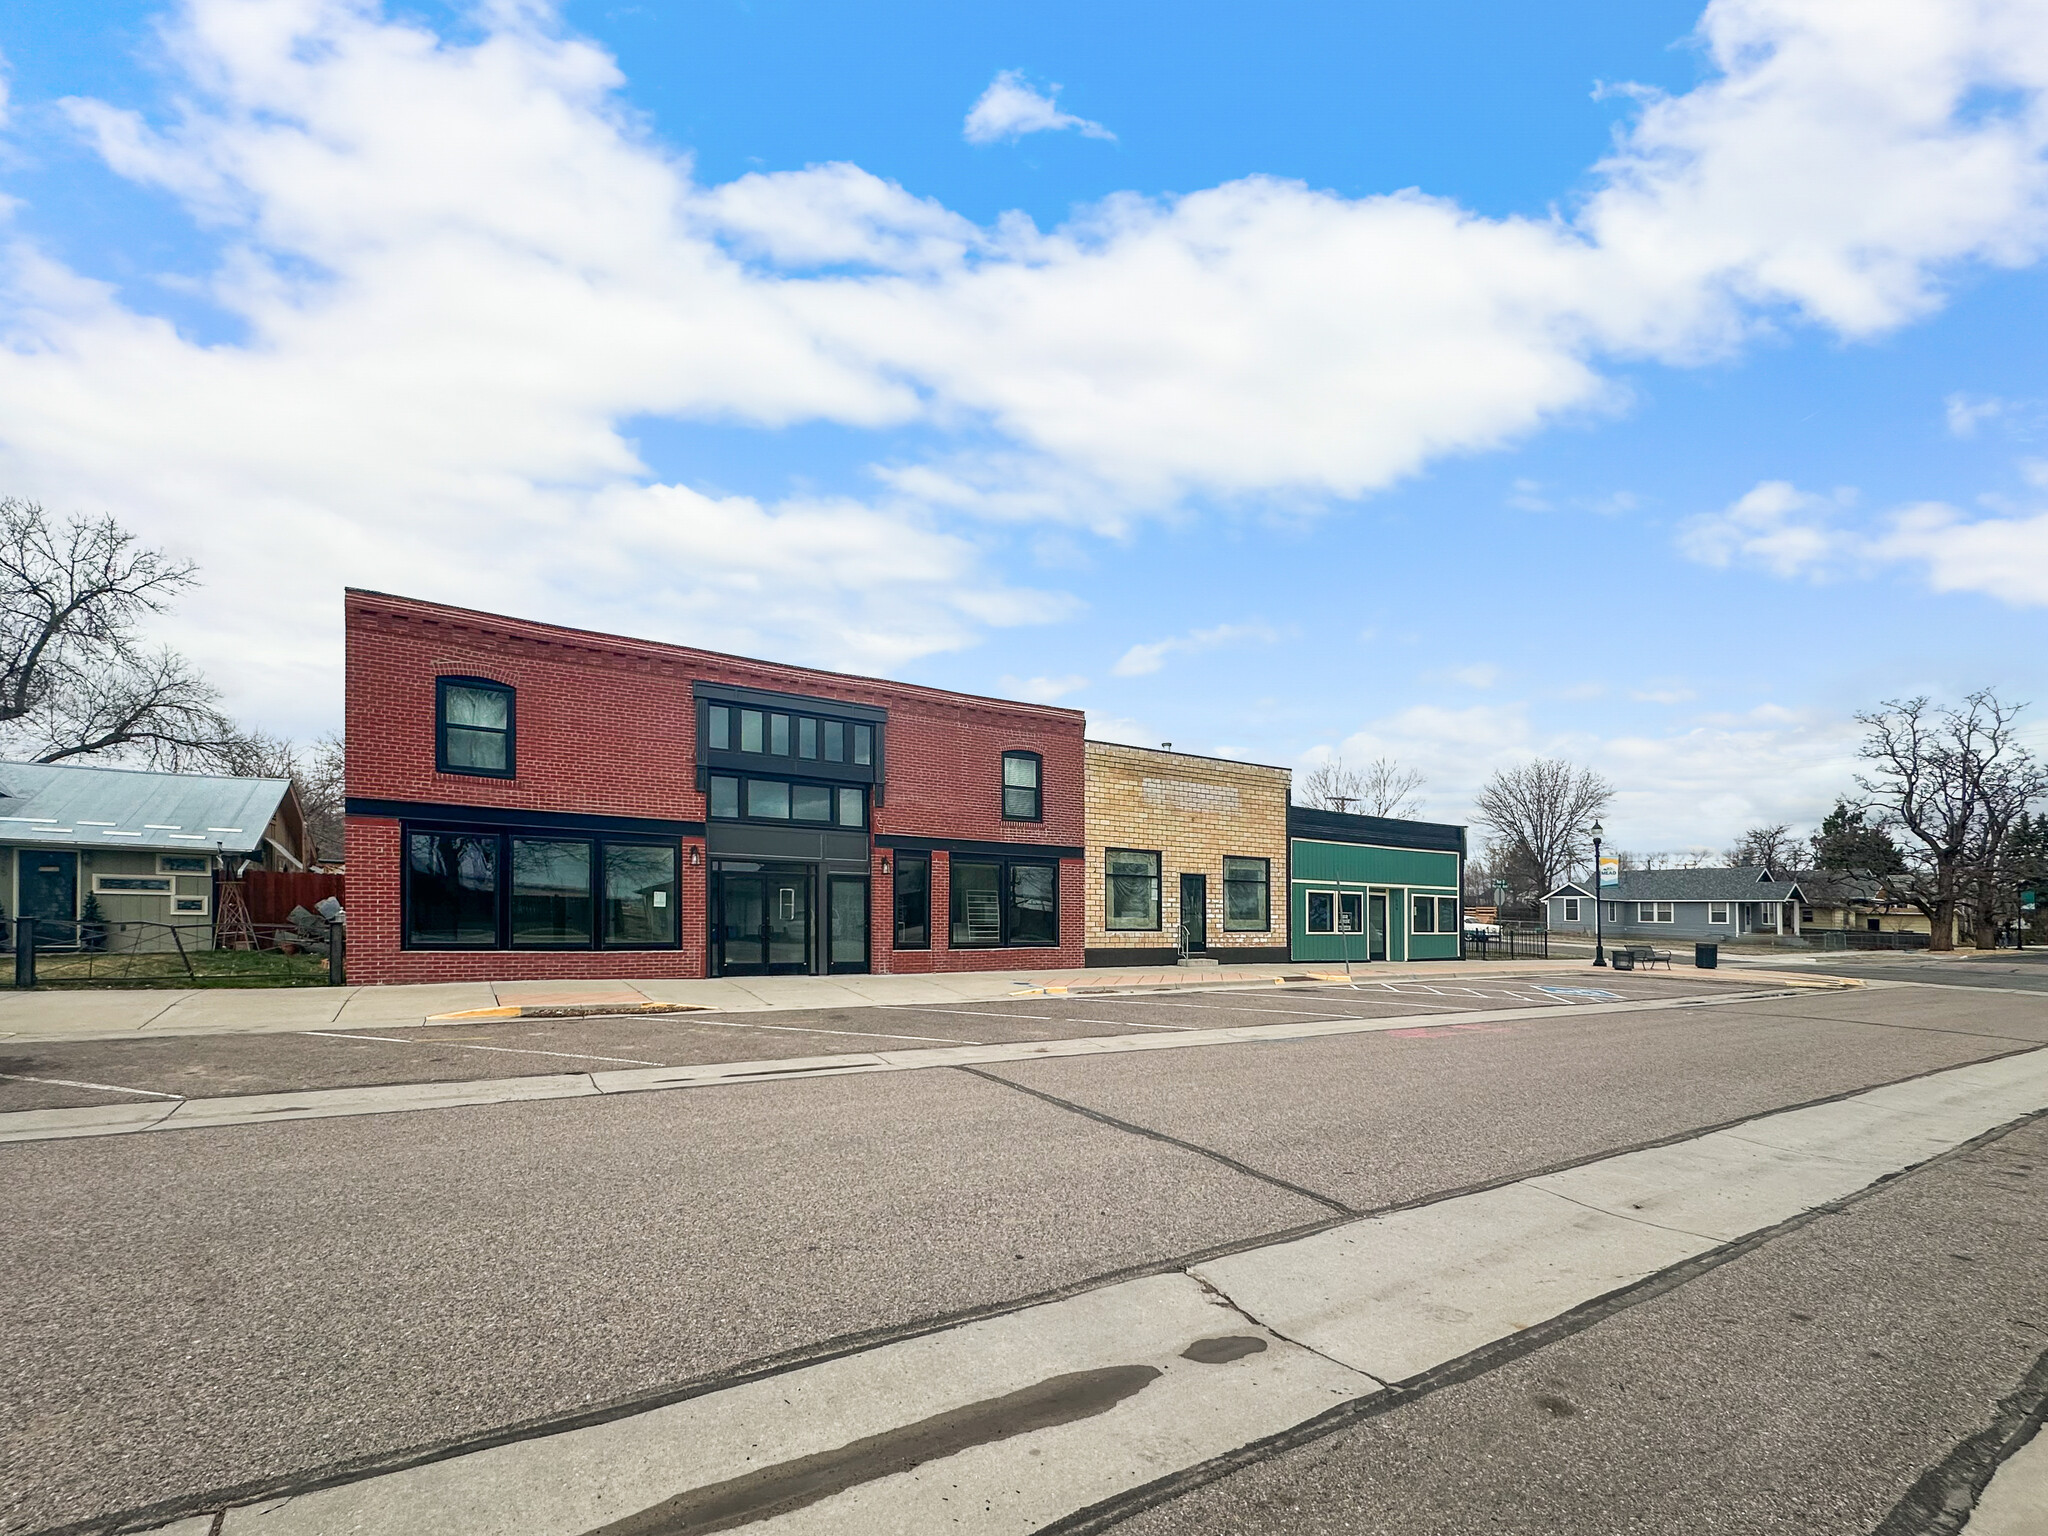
left=1542, top=867, right=1808, bottom=944
left=0, top=761, right=308, bottom=951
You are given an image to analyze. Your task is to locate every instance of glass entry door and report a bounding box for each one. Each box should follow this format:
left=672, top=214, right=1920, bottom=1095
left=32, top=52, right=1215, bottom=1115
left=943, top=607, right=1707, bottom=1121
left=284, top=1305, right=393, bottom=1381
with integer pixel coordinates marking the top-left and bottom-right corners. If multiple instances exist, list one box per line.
left=1368, top=892, right=1389, bottom=962
left=1180, top=873, right=1207, bottom=952
left=715, top=863, right=812, bottom=975
left=827, top=876, right=870, bottom=974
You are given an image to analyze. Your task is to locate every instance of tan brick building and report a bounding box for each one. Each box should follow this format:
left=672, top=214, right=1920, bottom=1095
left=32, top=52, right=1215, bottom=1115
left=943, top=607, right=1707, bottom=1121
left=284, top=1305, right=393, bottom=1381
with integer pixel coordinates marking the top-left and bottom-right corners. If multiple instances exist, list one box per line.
left=1084, top=741, right=1291, bottom=966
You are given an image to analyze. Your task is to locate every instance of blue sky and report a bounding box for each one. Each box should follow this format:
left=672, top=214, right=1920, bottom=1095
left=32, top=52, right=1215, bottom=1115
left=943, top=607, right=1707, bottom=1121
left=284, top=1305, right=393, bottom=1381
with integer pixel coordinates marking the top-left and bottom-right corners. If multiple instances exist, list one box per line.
left=1, top=0, right=2045, bottom=853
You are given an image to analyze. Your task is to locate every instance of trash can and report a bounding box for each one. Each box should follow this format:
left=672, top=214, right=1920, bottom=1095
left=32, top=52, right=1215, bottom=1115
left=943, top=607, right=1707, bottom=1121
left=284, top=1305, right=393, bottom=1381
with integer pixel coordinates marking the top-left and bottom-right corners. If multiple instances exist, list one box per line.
left=1611, top=949, right=1634, bottom=971
left=1695, top=941, right=1718, bottom=969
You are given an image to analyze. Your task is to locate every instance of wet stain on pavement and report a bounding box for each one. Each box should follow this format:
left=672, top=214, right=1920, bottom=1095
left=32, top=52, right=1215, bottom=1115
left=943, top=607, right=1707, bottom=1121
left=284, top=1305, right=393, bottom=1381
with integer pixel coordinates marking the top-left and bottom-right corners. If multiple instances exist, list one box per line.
left=582, top=1363, right=1161, bottom=1534
left=1180, top=1335, right=1269, bottom=1365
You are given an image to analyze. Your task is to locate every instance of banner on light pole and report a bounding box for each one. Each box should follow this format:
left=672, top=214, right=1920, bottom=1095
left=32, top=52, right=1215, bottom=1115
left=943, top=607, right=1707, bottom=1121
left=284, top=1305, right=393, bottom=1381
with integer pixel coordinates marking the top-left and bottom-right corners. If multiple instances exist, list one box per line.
left=1599, top=855, right=1620, bottom=888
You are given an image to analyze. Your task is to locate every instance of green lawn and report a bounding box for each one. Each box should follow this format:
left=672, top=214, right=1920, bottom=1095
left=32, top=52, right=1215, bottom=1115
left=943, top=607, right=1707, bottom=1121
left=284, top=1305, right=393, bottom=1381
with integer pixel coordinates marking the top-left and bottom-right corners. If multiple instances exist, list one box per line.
left=30, top=948, right=332, bottom=988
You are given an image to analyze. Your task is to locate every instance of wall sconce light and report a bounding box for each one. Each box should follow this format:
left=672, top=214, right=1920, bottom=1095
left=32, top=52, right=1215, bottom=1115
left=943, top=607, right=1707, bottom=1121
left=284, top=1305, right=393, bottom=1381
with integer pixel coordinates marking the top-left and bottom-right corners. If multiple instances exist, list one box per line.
left=881, top=856, right=892, bottom=874
left=689, top=845, right=702, bottom=867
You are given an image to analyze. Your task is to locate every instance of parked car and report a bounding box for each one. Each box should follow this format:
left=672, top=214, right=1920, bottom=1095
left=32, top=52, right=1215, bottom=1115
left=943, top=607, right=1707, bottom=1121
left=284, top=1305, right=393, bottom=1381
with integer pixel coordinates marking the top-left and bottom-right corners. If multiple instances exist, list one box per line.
left=1464, top=921, right=1503, bottom=939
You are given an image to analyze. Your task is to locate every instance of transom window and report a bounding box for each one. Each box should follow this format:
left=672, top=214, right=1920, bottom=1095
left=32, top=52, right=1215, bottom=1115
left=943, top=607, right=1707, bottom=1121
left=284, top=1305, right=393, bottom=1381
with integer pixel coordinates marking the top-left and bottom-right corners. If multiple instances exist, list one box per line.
left=437, top=678, right=514, bottom=778
left=708, top=773, right=865, bottom=828
left=1223, top=857, right=1270, bottom=931
left=406, top=830, right=678, bottom=950
left=705, top=702, right=876, bottom=767
left=1002, top=751, right=1042, bottom=821
left=1105, top=849, right=1161, bottom=930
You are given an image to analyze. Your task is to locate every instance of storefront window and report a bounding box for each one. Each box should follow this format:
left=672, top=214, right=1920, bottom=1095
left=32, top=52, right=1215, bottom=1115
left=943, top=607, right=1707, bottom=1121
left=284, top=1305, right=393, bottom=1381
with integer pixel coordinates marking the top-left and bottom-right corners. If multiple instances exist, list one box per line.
left=893, top=853, right=930, bottom=949
left=1105, top=850, right=1161, bottom=930
left=604, top=843, right=677, bottom=945
left=1223, top=857, right=1269, bottom=930
left=511, top=839, right=592, bottom=946
left=407, top=833, right=499, bottom=946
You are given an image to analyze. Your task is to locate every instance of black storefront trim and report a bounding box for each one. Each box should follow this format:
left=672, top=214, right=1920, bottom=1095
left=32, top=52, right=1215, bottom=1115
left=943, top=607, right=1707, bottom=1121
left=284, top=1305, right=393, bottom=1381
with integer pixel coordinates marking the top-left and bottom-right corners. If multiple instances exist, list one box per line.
left=1285, top=805, right=1466, bottom=855
left=348, top=798, right=704, bottom=838
left=875, top=834, right=1083, bottom=861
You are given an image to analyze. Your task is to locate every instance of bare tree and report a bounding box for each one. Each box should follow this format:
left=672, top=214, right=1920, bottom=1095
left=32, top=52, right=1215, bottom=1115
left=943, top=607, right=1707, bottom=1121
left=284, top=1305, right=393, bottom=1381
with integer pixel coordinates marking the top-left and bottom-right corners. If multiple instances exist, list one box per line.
left=1856, top=692, right=2047, bottom=950
left=1724, top=823, right=1798, bottom=870
left=0, top=500, right=239, bottom=769
left=216, top=730, right=345, bottom=861
left=1296, top=757, right=1363, bottom=812
left=1473, top=758, right=1614, bottom=895
left=1298, top=755, right=1426, bottom=817
left=1357, top=757, right=1425, bottom=818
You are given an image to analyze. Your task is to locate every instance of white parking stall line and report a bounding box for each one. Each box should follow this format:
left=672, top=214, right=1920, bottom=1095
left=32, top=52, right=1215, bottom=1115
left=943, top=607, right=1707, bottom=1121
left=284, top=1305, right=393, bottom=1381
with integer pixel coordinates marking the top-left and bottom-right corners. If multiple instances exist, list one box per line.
left=0, top=1070, right=183, bottom=1101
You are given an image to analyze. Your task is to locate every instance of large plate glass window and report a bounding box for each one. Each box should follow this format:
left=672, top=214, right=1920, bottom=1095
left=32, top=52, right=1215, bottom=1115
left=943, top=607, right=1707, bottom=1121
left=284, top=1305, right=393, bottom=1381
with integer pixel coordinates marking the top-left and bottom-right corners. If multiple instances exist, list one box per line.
left=791, top=783, right=833, bottom=822
left=1411, top=893, right=1436, bottom=934
left=407, top=832, right=499, bottom=945
left=1105, top=850, right=1161, bottom=930
left=605, top=843, right=677, bottom=945
left=893, top=852, right=930, bottom=949
left=511, top=839, right=592, bottom=946
left=1002, top=751, right=1042, bottom=821
left=1008, top=862, right=1058, bottom=945
left=436, top=679, right=514, bottom=777
left=951, top=860, right=1002, bottom=946
left=1223, top=857, right=1269, bottom=931
left=747, top=779, right=791, bottom=820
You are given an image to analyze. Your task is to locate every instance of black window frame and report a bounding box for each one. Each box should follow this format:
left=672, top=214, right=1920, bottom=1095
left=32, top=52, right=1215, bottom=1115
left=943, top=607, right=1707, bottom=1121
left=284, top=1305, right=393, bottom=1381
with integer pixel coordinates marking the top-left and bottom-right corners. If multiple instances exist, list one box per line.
left=1001, top=750, right=1043, bottom=823
left=1104, top=848, right=1163, bottom=931
left=892, top=851, right=931, bottom=950
left=948, top=855, right=1060, bottom=948
left=435, top=676, right=516, bottom=779
left=401, top=824, right=682, bottom=951
left=705, top=772, right=867, bottom=830
left=1222, top=856, right=1271, bottom=931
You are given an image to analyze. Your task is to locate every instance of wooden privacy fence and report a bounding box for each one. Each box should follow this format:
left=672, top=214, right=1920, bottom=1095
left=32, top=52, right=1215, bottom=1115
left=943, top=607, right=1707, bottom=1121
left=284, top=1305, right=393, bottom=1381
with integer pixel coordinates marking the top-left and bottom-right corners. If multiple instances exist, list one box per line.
left=240, top=870, right=345, bottom=928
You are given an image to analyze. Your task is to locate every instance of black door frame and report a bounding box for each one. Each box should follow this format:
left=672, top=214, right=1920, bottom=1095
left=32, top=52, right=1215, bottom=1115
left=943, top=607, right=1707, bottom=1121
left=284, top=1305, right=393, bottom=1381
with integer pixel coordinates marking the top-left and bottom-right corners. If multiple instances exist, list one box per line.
left=711, top=862, right=814, bottom=976
left=826, top=874, right=871, bottom=974
left=1180, top=872, right=1208, bottom=953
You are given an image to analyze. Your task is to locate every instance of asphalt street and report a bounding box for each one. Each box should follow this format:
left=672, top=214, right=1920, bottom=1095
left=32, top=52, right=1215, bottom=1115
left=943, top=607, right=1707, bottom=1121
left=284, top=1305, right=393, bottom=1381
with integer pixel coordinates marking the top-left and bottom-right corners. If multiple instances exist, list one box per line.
left=0, top=972, right=1710, bottom=1112
left=2, top=971, right=2044, bottom=1535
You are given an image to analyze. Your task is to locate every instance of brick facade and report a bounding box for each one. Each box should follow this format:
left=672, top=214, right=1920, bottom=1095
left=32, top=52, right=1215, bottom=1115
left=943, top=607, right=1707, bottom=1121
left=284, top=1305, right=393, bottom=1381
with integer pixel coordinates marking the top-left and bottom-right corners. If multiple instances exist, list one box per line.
left=1083, top=741, right=1291, bottom=964
left=345, top=591, right=1084, bottom=982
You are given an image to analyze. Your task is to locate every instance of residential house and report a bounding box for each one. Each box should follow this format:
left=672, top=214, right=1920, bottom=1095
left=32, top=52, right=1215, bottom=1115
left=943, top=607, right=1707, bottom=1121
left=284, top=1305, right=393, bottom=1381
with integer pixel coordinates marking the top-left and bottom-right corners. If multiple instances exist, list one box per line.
left=1543, top=866, right=1807, bottom=944
left=0, top=760, right=308, bottom=951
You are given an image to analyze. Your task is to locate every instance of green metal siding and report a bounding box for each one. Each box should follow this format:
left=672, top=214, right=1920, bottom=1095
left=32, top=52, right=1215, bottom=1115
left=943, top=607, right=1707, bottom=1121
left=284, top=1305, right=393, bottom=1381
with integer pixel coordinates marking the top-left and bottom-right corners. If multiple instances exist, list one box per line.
left=1289, top=838, right=1458, bottom=890
left=1287, top=837, right=1460, bottom=963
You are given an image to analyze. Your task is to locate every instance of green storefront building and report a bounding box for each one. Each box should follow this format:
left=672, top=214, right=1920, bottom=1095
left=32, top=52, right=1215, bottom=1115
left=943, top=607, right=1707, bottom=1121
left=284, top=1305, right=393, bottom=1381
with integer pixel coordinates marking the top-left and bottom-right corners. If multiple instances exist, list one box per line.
left=1288, top=806, right=1466, bottom=963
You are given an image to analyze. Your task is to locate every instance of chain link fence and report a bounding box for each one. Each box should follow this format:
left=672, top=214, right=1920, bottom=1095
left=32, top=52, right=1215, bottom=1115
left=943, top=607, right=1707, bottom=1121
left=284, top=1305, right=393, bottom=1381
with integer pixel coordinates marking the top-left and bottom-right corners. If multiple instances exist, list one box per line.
left=6, top=915, right=336, bottom=987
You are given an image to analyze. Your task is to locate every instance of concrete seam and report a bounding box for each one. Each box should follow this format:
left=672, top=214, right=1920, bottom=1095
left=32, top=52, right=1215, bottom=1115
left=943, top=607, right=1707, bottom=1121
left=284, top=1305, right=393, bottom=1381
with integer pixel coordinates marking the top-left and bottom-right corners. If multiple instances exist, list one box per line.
left=1032, top=1105, right=2048, bottom=1536
left=953, top=1065, right=1356, bottom=1216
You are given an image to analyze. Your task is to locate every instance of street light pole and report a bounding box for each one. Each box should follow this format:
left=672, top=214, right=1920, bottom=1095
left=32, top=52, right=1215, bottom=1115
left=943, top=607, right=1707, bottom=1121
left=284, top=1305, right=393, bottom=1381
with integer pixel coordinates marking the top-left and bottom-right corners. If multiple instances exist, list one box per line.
left=1591, top=819, right=1607, bottom=968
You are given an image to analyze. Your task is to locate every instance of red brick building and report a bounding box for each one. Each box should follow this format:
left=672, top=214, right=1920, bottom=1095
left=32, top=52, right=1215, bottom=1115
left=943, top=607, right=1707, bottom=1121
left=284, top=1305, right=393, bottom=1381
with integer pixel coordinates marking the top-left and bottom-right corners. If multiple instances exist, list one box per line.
left=344, top=592, right=1085, bottom=983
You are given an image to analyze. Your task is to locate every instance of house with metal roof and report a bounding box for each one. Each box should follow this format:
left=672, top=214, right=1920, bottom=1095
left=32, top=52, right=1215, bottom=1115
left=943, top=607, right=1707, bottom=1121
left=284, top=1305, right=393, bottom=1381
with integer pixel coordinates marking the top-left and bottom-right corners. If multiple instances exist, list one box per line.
left=1542, top=866, right=1807, bottom=944
left=0, top=761, right=308, bottom=949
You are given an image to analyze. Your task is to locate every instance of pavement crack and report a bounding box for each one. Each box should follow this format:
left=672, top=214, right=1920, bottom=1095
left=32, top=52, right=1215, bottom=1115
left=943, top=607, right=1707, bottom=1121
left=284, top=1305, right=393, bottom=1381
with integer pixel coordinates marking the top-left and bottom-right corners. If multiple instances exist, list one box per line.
left=953, top=1065, right=1356, bottom=1216
left=1185, top=1271, right=1389, bottom=1390
left=1526, top=1182, right=1724, bottom=1243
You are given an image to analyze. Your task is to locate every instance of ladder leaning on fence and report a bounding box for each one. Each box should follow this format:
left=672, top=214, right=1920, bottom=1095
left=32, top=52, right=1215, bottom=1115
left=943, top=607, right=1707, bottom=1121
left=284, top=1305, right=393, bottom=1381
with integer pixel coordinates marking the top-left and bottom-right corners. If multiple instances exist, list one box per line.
left=215, top=880, right=257, bottom=950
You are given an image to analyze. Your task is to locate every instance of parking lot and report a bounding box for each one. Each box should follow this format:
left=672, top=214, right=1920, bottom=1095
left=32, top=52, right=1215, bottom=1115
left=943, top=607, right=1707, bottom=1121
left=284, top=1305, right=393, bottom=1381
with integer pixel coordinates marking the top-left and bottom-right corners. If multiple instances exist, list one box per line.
left=0, top=971, right=1736, bottom=1113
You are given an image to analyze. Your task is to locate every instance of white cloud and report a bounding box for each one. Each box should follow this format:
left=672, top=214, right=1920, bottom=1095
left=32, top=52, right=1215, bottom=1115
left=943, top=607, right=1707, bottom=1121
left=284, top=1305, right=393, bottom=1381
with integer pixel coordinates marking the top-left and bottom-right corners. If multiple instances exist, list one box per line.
left=0, top=0, right=2046, bottom=728
left=1449, top=664, right=1500, bottom=688
left=1632, top=687, right=1698, bottom=705
left=1676, top=480, right=1857, bottom=577
left=998, top=673, right=1088, bottom=703
left=1112, top=622, right=1281, bottom=677
left=963, top=70, right=1114, bottom=145
left=1084, top=713, right=1156, bottom=747
left=1680, top=477, right=2048, bottom=605
left=1314, top=700, right=1865, bottom=850
left=1947, top=392, right=2007, bottom=436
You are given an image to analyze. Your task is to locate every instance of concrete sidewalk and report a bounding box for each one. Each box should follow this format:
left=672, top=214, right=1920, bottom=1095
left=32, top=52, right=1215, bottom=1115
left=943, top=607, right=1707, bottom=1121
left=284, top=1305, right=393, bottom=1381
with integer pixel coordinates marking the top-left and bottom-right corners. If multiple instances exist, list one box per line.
left=0, top=959, right=1651, bottom=1045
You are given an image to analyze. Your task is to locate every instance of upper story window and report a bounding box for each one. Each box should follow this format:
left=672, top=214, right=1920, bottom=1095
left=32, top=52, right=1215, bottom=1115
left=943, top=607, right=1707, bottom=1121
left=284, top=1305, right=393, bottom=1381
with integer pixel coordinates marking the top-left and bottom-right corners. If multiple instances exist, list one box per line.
left=437, top=678, right=514, bottom=778
left=1002, top=751, right=1042, bottom=821
left=704, top=699, right=878, bottom=771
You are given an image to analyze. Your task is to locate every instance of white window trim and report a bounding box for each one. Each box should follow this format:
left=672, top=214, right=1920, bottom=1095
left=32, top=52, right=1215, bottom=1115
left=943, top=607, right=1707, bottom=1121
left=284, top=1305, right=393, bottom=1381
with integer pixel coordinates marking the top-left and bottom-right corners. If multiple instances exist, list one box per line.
left=1306, top=889, right=1337, bottom=934
left=1637, top=901, right=1675, bottom=923
left=1562, top=897, right=1581, bottom=922
left=1708, top=902, right=1730, bottom=924
left=91, top=874, right=174, bottom=896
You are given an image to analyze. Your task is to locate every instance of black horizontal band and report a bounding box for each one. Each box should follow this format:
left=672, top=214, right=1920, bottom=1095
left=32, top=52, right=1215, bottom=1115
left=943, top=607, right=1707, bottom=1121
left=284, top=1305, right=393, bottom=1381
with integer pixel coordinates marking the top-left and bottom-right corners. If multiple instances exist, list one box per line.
left=874, top=834, right=1083, bottom=860
left=346, top=798, right=705, bottom=838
